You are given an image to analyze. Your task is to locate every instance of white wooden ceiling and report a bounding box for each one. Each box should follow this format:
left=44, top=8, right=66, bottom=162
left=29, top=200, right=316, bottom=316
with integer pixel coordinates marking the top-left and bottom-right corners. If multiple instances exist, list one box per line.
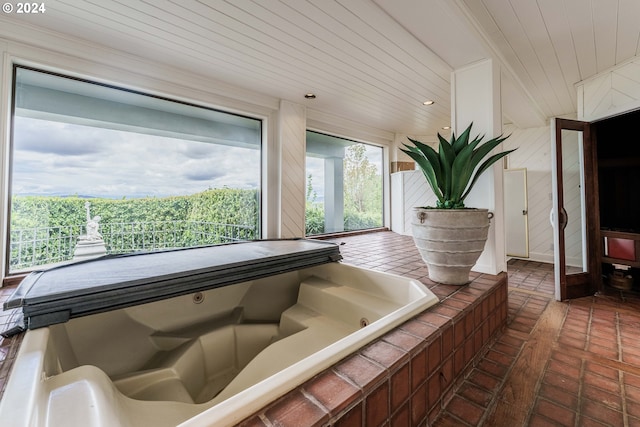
left=1, top=0, right=639, bottom=136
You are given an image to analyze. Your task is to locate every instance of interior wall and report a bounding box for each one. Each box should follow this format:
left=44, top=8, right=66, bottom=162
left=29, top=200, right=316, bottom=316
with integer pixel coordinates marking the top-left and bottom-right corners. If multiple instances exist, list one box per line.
left=578, top=56, right=640, bottom=122
left=503, top=124, right=554, bottom=264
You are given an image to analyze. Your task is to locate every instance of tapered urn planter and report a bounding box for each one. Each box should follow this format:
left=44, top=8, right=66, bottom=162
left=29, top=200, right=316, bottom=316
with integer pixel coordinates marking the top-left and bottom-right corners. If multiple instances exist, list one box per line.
left=411, top=208, right=493, bottom=285
left=401, top=123, right=515, bottom=286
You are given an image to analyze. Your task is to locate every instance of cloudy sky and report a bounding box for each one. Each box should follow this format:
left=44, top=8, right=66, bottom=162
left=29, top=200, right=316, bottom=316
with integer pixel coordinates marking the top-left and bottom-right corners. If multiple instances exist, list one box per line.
left=12, top=116, right=383, bottom=204
left=12, top=117, right=261, bottom=199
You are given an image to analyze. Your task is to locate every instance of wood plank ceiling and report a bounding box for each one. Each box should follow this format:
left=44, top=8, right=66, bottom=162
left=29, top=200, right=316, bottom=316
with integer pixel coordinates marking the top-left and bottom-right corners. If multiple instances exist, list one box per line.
left=1, top=0, right=639, bottom=136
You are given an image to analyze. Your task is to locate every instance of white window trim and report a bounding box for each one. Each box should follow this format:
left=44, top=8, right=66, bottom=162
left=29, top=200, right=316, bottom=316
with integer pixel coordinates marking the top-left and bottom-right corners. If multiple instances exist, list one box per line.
left=0, top=38, right=278, bottom=279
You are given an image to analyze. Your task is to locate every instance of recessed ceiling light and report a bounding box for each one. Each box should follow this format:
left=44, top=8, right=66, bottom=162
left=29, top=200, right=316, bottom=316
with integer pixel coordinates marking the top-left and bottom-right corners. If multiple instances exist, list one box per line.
left=423, top=100, right=435, bottom=105
left=442, top=126, right=451, bottom=130
left=304, top=93, right=316, bottom=99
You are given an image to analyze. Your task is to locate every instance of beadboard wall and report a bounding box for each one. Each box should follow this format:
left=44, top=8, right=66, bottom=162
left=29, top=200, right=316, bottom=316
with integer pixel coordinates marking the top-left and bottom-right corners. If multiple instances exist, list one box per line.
left=578, top=57, right=640, bottom=122
left=503, top=124, right=554, bottom=264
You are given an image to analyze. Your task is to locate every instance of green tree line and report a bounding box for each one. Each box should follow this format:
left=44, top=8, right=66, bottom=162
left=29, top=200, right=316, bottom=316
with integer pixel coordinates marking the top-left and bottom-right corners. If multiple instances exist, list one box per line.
left=10, top=188, right=259, bottom=270
left=306, top=144, right=383, bottom=235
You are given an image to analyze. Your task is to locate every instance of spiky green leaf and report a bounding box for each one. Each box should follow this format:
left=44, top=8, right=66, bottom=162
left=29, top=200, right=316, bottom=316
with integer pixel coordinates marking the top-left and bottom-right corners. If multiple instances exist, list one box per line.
left=451, top=123, right=473, bottom=153
left=449, top=143, right=476, bottom=203
left=406, top=137, right=443, bottom=187
left=438, top=137, right=455, bottom=199
left=400, top=145, right=445, bottom=204
left=402, top=124, right=516, bottom=208
left=460, top=148, right=517, bottom=201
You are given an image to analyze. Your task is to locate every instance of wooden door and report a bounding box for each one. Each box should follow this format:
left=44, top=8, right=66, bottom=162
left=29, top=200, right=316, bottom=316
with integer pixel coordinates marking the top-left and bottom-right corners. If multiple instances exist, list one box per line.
left=551, top=118, right=599, bottom=300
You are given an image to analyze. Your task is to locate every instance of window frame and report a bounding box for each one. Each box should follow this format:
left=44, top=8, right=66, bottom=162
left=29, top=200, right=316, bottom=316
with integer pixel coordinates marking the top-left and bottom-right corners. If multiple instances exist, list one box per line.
left=305, top=129, right=386, bottom=237
left=4, top=64, right=265, bottom=277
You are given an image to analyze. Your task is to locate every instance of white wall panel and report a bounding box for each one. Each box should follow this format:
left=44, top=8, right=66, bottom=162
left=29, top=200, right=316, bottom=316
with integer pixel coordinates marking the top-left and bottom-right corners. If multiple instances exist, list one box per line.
left=0, top=45, right=8, bottom=276
left=390, top=170, right=437, bottom=235
left=278, top=100, right=306, bottom=238
left=578, top=58, right=640, bottom=121
left=504, top=124, right=554, bottom=264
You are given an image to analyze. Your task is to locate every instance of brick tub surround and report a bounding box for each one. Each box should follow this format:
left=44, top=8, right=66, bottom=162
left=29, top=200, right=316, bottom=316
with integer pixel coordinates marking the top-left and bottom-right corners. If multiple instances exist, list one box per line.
left=237, top=232, right=509, bottom=426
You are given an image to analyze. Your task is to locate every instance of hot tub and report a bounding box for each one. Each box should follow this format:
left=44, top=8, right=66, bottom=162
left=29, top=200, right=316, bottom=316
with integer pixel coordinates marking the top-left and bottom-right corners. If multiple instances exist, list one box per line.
left=0, top=240, right=438, bottom=427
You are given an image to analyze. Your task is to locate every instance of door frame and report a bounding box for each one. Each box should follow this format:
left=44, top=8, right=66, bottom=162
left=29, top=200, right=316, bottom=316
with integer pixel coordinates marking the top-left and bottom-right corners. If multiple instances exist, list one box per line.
left=551, top=118, right=601, bottom=301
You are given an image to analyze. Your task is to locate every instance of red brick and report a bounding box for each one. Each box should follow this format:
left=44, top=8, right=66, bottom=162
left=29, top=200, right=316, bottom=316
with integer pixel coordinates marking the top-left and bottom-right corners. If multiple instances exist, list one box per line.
left=534, top=399, right=575, bottom=426
left=391, top=402, right=410, bottom=427
left=362, top=340, right=408, bottom=371
left=365, top=381, right=389, bottom=427
left=440, top=357, right=453, bottom=390
left=305, top=371, right=360, bottom=415
left=237, top=416, right=268, bottom=427
left=581, top=399, right=624, bottom=426
left=264, top=390, right=328, bottom=427
left=441, top=326, right=453, bottom=356
left=453, top=320, right=465, bottom=348
left=457, top=381, right=493, bottom=408
left=547, top=358, right=581, bottom=379
left=485, top=349, right=513, bottom=367
left=411, top=383, right=427, bottom=425
left=477, top=358, right=508, bottom=378
left=400, top=319, right=438, bottom=341
left=334, top=355, right=385, bottom=392
left=582, top=384, right=622, bottom=411
left=427, top=336, right=442, bottom=376
left=411, top=349, right=427, bottom=391
left=390, top=363, right=410, bottom=412
left=334, top=403, right=362, bottom=427
left=583, top=371, right=621, bottom=394
left=417, top=311, right=451, bottom=329
left=468, top=369, right=501, bottom=392
left=528, top=413, right=561, bottom=427
left=538, top=383, right=578, bottom=410
left=427, top=372, right=441, bottom=411
left=542, top=371, right=580, bottom=395
left=445, top=395, right=484, bottom=425
left=382, top=329, right=423, bottom=354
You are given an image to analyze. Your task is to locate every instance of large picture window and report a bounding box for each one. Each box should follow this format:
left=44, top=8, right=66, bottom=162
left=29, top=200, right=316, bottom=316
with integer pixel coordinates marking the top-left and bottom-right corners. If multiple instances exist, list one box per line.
left=8, top=66, right=261, bottom=274
left=305, top=131, right=383, bottom=235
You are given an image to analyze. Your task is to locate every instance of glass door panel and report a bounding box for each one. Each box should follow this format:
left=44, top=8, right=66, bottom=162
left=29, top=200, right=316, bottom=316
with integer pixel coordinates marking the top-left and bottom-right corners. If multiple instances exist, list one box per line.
left=560, top=129, right=587, bottom=274
left=551, top=118, right=596, bottom=301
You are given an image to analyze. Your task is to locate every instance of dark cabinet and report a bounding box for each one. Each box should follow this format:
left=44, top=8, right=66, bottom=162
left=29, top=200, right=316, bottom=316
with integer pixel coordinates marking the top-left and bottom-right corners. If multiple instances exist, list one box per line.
left=594, top=112, right=640, bottom=291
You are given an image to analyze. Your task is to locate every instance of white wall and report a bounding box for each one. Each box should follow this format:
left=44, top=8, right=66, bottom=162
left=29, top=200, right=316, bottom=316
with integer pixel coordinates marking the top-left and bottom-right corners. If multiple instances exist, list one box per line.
left=578, top=56, right=640, bottom=121
left=503, top=124, right=554, bottom=264
left=390, top=170, right=438, bottom=235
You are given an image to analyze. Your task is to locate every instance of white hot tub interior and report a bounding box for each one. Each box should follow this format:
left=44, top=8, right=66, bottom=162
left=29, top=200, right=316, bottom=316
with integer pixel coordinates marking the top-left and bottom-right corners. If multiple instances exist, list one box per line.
left=1, top=262, right=438, bottom=427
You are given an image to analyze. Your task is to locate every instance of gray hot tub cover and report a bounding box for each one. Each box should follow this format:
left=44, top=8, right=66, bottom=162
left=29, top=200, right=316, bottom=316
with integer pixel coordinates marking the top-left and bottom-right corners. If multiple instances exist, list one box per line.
left=3, top=239, right=342, bottom=333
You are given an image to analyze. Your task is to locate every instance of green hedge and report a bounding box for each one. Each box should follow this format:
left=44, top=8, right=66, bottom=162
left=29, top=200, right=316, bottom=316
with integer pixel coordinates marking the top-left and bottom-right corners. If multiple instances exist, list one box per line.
left=9, top=189, right=259, bottom=270
left=11, top=189, right=259, bottom=229
left=304, top=203, right=382, bottom=236
left=10, top=188, right=381, bottom=270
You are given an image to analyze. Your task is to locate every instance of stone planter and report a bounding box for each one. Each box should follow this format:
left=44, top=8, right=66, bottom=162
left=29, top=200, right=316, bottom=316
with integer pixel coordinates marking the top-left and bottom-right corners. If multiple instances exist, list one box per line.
left=411, top=208, right=492, bottom=285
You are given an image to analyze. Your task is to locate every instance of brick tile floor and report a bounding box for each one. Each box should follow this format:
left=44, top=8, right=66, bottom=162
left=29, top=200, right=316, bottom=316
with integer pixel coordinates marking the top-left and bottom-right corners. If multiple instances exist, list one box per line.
left=1, top=230, right=639, bottom=426
left=430, top=243, right=640, bottom=426
left=326, top=232, right=640, bottom=426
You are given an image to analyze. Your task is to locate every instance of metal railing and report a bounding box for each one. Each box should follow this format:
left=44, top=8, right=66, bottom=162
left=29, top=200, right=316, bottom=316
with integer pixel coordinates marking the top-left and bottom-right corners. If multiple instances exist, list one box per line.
left=9, top=221, right=257, bottom=272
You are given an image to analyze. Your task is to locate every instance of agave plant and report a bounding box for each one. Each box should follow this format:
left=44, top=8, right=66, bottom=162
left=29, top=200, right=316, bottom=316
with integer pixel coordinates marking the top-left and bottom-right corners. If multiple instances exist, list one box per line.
left=401, top=123, right=515, bottom=209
